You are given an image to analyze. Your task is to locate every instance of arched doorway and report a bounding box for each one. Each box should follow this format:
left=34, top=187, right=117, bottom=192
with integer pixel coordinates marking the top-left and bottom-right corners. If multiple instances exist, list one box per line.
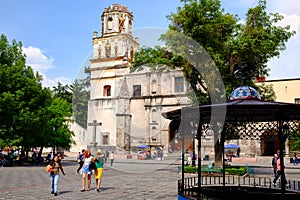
left=260, top=129, right=280, bottom=156
left=169, top=119, right=180, bottom=152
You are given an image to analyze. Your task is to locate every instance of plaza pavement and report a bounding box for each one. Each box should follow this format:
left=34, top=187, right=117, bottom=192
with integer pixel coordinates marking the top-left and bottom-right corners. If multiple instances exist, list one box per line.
left=1, top=157, right=300, bottom=200
left=0, top=158, right=180, bottom=200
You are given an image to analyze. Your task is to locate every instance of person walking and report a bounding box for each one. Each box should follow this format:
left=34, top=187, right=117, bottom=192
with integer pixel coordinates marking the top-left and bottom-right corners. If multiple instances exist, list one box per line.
left=76, top=149, right=85, bottom=174
left=271, top=154, right=278, bottom=177
left=105, top=150, right=109, bottom=163
left=273, top=156, right=288, bottom=187
left=110, top=151, right=114, bottom=167
left=94, top=149, right=104, bottom=192
left=293, top=152, right=298, bottom=165
left=49, top=155, right=66, bottom=196
left=81, top=150, right=93, bottom=192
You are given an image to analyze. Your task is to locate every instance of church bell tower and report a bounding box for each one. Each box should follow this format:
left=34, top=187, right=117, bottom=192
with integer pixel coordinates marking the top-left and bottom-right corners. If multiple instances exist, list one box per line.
left=87, top=4, right=139, bottom=153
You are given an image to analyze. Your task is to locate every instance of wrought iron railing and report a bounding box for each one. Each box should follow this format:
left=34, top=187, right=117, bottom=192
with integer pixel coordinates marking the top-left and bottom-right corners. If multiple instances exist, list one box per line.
left=178, top=175, right=300, bottom=199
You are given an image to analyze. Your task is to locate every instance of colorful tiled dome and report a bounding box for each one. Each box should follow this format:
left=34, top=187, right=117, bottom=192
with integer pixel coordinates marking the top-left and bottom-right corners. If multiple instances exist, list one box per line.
left=229, top=86, right=261, bottom=101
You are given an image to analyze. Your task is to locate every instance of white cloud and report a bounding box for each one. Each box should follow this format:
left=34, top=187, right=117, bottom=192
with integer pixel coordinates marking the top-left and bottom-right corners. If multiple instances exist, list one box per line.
left=268, top=0, right=300, bottom=15
left=22, top=46, right=54, bottom=72
left=22, top=46, right=72, bottom=88
left=276, top=14, right=300, bottom=32
left=267, top=11, right=300, bottom=79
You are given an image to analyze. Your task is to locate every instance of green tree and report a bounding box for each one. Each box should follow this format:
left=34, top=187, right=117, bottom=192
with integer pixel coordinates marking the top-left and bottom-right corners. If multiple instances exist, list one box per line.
left=131, top=0, right=295, bottom=165
left=44, top=97, right=74, bottom=150
left=52, top=82, right=73, bottom=104
left=0, top=34, right=75, bottom=153
left=72, top=67, right=90, bottom=129
left=0, top=34, right=50, bottom=149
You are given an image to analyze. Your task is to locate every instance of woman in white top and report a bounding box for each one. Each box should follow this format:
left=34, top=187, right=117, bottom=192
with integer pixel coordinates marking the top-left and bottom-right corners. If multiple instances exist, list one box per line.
left=81, top=150, right=93, bottom=191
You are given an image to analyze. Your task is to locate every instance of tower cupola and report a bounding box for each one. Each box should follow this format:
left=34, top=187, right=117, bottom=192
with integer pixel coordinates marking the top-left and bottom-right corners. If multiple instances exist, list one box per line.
left=101, top=4, right=134, bottom=37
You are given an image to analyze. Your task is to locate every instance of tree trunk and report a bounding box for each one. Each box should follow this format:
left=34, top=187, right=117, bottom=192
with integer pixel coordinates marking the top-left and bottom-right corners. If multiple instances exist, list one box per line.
left=214, top=140, right=223, bottom=166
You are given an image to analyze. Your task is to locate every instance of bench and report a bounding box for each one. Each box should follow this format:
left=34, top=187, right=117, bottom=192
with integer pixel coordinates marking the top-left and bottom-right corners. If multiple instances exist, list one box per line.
left=199, top=164, right=223, bottom=176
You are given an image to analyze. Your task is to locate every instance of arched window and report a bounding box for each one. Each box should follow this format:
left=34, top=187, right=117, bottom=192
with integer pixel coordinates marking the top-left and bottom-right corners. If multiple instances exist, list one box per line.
left=107, top=17, right=113, bottom=30
left=152, top=80, right=157, bottom=94
left=151, top=108, right=157, bottom=122
left=104, top=85, right=111, bottom=96
left=151, top=127, right=157, bottom=141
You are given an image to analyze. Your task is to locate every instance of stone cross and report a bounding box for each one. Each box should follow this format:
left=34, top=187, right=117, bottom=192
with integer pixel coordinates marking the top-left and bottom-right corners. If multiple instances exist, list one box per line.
left=88, top=120, right=102, bottom=147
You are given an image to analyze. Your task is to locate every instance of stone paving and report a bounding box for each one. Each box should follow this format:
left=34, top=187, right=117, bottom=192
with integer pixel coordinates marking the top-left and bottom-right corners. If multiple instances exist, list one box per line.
left=0, top=159, right=180, bottom=200
left=1, top=157, right=300, bottom=200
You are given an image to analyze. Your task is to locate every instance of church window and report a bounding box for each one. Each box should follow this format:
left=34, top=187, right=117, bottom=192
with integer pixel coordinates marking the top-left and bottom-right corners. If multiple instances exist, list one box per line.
left=151, top=109, right=157, bottom=122
left=133, top=85, right=141, bottom=97
left=151, top=127, right=157, bottom=141
left=102, top=134, right=109, bottom=145
left=175, top=77, right=184, bottom=93
left=105, top=43, right=111, bottom=58
left=104, top=85, right=111, bottom=96
left=107, top=17, right=113, bottom=30
left=151, top=80, right=157, bottom=94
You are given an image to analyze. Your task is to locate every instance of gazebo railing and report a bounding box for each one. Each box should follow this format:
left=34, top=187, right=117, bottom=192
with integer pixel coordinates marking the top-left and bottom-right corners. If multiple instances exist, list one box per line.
left=178, top=175, right=300, bottom=198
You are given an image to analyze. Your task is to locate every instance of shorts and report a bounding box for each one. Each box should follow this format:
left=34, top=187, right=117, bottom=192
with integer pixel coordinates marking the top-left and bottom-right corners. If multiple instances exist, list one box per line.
left=94, top=168, right=103, bottom=179
left=82, top=165, right=91, bottom=174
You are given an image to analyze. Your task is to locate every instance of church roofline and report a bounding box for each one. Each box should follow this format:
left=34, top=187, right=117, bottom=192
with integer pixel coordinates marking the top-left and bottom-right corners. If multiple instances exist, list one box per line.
left=102, top=4, right=133, bottom=16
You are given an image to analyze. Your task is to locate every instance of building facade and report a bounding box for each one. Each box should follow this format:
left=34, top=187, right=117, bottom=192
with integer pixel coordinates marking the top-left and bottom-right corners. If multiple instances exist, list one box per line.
left=85, top=4, right=190, bottom=154
left=71, top=4, right=300, bottom=160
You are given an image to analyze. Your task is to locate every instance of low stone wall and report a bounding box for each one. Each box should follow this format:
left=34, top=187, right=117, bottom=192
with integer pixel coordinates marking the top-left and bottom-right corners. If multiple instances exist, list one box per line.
left=232, top=157, right=257, bottom=163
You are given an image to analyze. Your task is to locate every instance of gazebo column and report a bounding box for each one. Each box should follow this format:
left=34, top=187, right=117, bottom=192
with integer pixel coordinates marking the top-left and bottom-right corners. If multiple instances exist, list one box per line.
left=197, top=121, right=202, bottom=197
left=278, top=121, right=287, bottom=194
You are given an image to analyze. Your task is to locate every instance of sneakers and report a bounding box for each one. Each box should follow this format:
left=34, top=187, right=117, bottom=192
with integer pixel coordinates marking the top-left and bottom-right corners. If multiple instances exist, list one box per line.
left=51, top=191, right=54, bottom=194
left=54, top=193, right=57, bottom=196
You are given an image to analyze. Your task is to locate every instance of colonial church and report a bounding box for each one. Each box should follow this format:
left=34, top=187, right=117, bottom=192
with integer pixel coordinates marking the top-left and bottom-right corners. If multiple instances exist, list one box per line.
left=83, top=4, right=190, bottom=154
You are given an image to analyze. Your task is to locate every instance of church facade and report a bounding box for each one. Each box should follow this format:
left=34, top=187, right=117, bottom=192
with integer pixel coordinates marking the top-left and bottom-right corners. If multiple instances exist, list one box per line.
left=70, top=4, right=300, bottom=161
left=85, top=4, right=190, bottom=154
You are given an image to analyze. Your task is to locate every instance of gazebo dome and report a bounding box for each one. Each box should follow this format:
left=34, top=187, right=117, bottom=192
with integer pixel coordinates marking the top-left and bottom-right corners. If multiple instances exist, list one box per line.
left=229, top=85, right=261, bottom=101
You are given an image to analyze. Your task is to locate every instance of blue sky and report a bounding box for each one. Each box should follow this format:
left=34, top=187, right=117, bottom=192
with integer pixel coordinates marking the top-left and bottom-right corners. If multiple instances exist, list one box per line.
left=1, top=0, right=300, bottom=88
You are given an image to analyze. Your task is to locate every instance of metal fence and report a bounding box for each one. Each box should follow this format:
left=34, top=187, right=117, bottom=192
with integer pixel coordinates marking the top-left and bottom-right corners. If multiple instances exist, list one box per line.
left=178, top=175, right=300, bottom=199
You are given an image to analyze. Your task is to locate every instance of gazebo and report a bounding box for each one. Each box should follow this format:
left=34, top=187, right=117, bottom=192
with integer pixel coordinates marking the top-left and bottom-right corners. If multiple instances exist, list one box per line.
left=162, top=85, right=300, bottom=199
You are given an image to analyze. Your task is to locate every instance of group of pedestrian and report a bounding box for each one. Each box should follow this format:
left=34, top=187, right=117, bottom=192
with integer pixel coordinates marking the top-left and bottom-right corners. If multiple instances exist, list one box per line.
left=46, top=149, right=106, bottom=196
left=79, top=149, right=104, bottom=192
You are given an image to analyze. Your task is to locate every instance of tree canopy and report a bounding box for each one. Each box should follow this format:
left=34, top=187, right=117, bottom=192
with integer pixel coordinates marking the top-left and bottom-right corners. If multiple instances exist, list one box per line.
left=131, top=0, right=295, bottom=103
left=0, top=34, right=74, bottom=151
left=131, top=0, right=296, bottom=165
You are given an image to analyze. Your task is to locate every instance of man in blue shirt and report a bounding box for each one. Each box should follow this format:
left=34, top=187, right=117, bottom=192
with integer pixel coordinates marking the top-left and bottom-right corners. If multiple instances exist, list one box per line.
left=76, top=149, right=85, bottom=174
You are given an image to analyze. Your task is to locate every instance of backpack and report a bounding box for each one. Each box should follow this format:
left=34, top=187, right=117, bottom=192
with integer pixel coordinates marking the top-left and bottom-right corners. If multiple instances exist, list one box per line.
left=45, top=164, right=53, bottom=172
